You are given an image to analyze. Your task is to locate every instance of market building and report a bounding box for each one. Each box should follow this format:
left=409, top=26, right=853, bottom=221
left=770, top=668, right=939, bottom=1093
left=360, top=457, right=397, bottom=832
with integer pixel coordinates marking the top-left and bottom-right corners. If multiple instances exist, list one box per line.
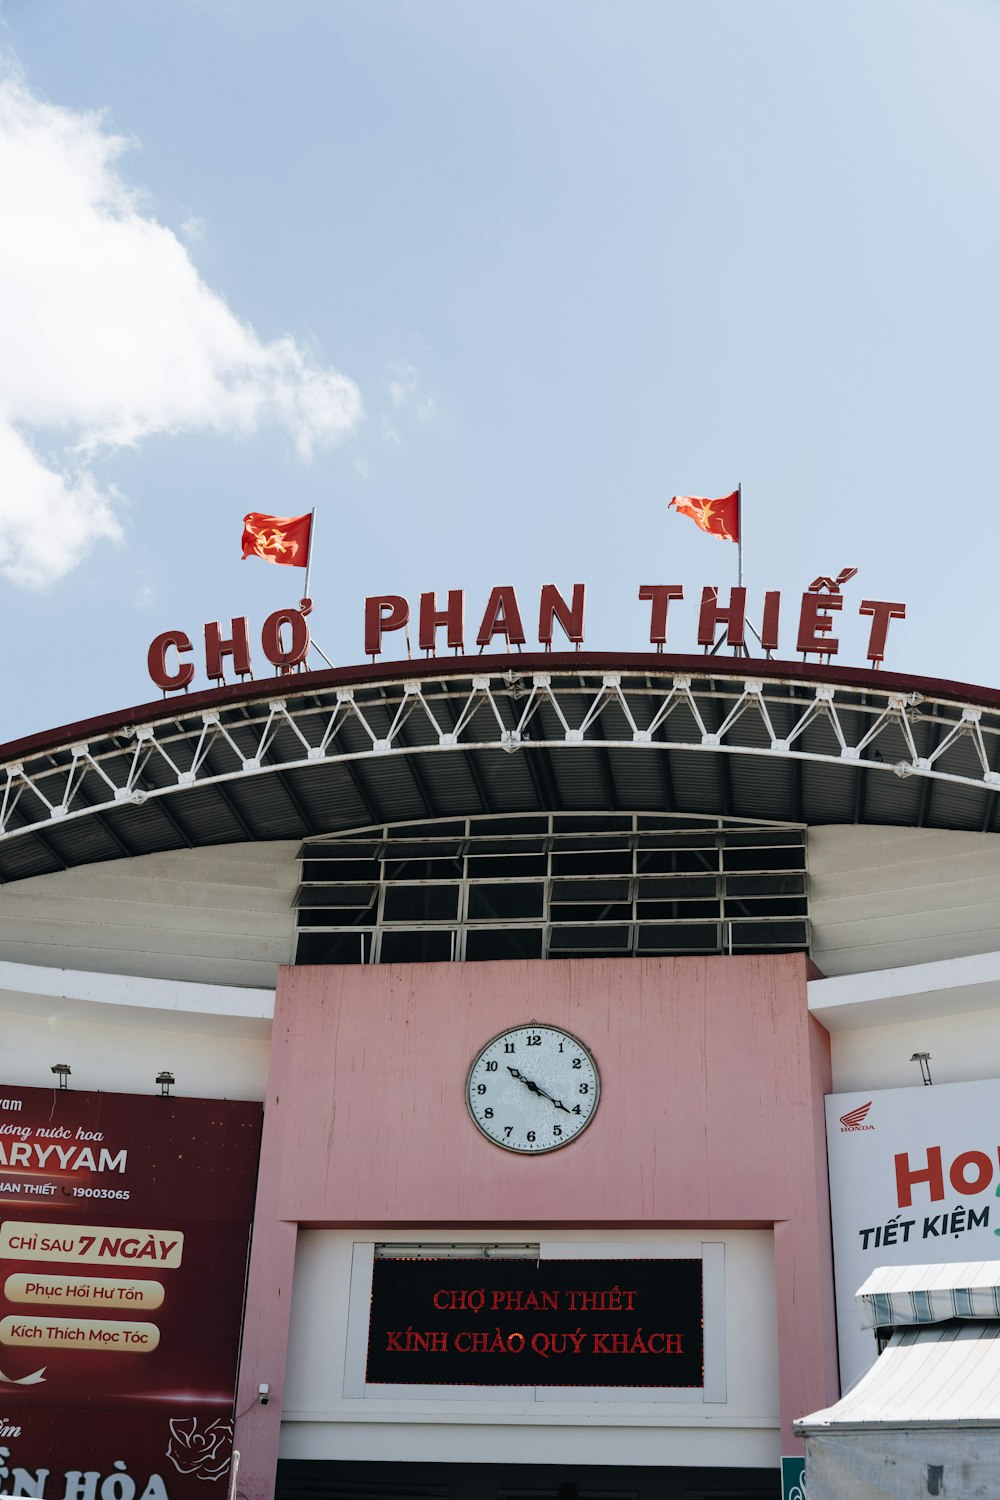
left=4, top=639, right=1000, bottom=1499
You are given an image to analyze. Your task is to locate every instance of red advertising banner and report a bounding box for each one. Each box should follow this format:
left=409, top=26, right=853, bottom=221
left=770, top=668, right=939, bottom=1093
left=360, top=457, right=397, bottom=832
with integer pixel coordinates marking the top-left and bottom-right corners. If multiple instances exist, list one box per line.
left=0, top=1084, right=261, bottom=1499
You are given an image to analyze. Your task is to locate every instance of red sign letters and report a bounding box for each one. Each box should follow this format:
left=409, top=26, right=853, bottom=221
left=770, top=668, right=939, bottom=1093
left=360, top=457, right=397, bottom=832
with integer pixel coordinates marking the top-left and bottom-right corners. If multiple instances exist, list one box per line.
left=147, top=578, right=907, bottom=693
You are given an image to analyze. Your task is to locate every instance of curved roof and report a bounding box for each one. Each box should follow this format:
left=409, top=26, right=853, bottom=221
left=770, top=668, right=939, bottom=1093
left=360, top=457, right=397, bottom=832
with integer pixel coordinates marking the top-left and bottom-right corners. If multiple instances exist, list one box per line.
left=2, top=651, right=999, bottom=883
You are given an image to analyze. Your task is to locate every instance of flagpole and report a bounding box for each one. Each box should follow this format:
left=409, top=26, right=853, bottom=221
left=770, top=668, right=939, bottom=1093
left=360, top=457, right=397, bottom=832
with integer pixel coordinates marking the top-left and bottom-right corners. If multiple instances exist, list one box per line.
left=737, top=482, right=743, bottom=588
left=302, top=508, right=316, bottom=605
left=297, top=508, right=336, bottom=667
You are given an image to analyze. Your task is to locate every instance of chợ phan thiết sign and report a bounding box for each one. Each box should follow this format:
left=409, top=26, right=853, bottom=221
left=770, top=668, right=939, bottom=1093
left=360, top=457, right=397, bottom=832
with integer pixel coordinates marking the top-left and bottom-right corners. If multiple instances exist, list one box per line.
left=365, top=1256, right=704, bottom=1388
left=146, top=574, right=906, bottom=692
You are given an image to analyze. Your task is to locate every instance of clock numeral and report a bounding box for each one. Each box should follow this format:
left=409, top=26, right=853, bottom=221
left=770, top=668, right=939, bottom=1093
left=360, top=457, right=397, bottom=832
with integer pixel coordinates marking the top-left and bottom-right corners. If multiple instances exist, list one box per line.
left=504, top=1042, right=515, bottom=1053
left=579, top=1083, right=590, bottom=1094
left=572, top=1058, right=582, bottom=1069
left=485, top=1060, right=498, bottom=1072
left=558, top=1042, right=564, bottom=1052
left=476, top=1084, right=487, bottom=1095
left=504, top=1125, right=514, bottom=1137
left=484, top=1108, right=493, bottom=1119
left=527, top=1131, right=536, bottom=1142
left=527, top=1034, right=542, bottom=1046
left=573, top=1104, right=582, bottom=1115
left=553, top=1125, right=562, bottom=1137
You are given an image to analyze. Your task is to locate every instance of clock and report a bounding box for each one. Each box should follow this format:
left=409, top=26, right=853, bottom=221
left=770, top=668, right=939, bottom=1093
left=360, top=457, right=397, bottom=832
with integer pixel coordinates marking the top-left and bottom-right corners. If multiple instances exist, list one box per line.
left=466, top=1024, right=600, bottom=1153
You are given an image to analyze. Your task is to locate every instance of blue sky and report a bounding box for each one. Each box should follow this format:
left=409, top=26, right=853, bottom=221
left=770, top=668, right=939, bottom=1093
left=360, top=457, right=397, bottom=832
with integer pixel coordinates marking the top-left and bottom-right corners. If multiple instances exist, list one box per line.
left=0, top=0, right=997, bottom=738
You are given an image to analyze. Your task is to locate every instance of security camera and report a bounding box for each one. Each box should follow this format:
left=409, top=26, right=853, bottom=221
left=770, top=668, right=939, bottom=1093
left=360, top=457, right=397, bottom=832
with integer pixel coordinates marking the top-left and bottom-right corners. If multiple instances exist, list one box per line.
left=258, top=1383, right=270, bottom=1405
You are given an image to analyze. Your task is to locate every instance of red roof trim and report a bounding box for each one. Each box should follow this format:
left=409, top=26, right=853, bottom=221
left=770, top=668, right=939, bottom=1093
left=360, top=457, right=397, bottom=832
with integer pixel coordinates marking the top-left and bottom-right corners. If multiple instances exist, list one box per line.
left=4, top=652, right=998, bottom=764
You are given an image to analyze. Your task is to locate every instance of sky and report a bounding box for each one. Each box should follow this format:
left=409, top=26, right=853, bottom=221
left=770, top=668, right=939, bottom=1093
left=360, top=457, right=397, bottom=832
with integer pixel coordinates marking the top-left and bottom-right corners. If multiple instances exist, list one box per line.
left=0, top=0, right=997, bottom=740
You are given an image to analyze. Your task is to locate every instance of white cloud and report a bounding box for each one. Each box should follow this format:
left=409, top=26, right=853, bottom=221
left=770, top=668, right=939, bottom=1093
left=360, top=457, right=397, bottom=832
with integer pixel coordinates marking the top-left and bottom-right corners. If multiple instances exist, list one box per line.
left=383, top=362, right=437, bottom=441
left=386, top=362, right=436, bottom=419
left=0, top=76, right=363, bottom=586
left=387, top=366, right=417, bottom=407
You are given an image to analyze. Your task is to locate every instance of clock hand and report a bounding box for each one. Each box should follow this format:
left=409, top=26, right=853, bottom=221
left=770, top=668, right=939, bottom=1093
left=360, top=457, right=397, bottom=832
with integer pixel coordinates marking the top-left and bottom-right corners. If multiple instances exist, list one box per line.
left=508, top=1068, right=549, bottom=1099
left=507, top=1067, right=571, bottom=1111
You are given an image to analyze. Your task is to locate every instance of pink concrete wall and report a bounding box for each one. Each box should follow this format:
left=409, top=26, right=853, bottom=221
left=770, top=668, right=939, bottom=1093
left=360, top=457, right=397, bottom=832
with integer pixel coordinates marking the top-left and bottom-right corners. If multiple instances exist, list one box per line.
left=235, top=954, right=836, bottom=1495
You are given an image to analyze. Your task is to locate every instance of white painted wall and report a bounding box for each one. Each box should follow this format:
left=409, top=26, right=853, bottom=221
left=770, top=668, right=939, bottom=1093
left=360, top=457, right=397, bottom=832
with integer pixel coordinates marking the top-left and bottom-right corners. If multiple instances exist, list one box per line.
left=280, top=1228, right=780, bottom=1470
left=810, top=825, right=1000, bottom=976
left=0, top=962, right=272, bottom=1099
left=0, top=1005, right=269, bottom=1099
left=0, top=842, right=298, bottom=987
left=828, top=1007, right=1000, bottom=1095
left=809, top=948, right=1000, bottom=1093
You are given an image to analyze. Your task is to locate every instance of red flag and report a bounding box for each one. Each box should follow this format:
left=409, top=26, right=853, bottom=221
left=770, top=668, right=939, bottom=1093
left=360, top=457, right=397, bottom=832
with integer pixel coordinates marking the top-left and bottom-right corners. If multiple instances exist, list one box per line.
left=241, top=512, right=312, bottom=567
left=668, top=491, right=740, bottom=543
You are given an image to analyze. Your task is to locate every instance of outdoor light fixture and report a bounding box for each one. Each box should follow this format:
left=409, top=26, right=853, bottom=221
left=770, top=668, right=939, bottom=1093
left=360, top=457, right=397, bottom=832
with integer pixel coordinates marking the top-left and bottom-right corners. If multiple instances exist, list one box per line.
left=156, top=1071, right=175, bottom=1097
left=910, top=1052, right=933, bottom=1086
left=51, top=1063, right=71, bottom=1090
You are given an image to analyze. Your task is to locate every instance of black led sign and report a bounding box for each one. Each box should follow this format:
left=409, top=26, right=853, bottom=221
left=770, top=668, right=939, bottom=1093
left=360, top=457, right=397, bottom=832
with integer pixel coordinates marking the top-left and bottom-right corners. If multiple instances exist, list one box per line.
left=366, top=1256, right=704, bottom=1388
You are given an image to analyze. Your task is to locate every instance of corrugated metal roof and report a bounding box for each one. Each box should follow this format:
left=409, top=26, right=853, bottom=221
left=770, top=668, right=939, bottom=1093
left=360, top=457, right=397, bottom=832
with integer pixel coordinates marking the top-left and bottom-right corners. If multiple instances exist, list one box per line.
left=798, top=1322, right=1000, bottom=1428
left=2, top=652, right=1000, bottom=882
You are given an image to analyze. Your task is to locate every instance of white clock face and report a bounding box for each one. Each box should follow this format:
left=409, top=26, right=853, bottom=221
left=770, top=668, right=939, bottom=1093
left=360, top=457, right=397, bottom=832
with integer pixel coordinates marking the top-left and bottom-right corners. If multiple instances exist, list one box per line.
left=466, top=1025, right=600, bottom=1153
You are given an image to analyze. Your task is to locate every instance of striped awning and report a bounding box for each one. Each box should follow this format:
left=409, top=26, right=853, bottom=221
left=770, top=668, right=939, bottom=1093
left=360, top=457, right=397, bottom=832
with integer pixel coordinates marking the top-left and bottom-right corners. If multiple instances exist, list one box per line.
left=857, top=1262, right=1000, bottom=1330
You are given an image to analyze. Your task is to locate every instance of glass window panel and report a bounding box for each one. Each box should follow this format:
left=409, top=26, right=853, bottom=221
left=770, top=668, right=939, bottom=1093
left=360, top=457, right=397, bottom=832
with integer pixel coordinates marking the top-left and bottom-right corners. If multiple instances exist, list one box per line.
left=297, top=885, right=377, bottom=908
left=302, top=859, right=381, bottom=882
left=384, top=858, right=464, bottom=880
left=470, top=816, right=548, bottom=836
left=299, top=842, right=381, bottom=860
left=723, top=847, right=805, bottom=872
left=297, top=908, right=377, bottom=928
left=466, top=855, right=548, bottom=878
left=724, top=830, right=804, bottom=848
left=548, top=836, right=632, bottom=855
left=467, top=885, right=545, bottom=920
left=551, top=903, right=634, bottom=924
left=723, top=897, right=808, bottom=918
left=385, top=823, right=465, bottom=840
left=635, top=876, right=718, bottom=899
left=637, top=816, right=719, bottom=833
left=467, top=838, right=547, bottom=856
left=383, top=841, right=463, bottom=859
left=383, top=886, right=460, bottom=922
left=726, top=874, right=805, bottom=897
left=549, top=926, right=631, bottom=952
left=550, top=878, right=630, bottom=903
left=551, top=852, right=632, bottom=876
left=379, top=930, right=455, bottom=963
left=464, top=929, right=544, bottom=961
left=636, top=832, right=718, bottom=851
left=637, top=925, right=719, bottom=952
left=551, top=815, right=633, bottom=834
left=296, top=932, right=371, bottom=965
left=637, top=900, right=721, bottom=921
left=730, top=921, right=808, bottom=948
left=637, top=849, right=719, bottom=874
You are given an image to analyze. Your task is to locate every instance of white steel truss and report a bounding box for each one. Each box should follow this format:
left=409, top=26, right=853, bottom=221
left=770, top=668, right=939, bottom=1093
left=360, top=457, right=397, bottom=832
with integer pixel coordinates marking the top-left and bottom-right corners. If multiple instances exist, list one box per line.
left=3, top=666, right=1000, bottom=847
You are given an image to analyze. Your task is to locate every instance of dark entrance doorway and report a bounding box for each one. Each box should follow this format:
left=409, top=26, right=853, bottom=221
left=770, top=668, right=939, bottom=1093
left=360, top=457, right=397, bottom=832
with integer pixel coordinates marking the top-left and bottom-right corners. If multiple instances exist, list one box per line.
left=276, top=1459, right=781, bottom=1500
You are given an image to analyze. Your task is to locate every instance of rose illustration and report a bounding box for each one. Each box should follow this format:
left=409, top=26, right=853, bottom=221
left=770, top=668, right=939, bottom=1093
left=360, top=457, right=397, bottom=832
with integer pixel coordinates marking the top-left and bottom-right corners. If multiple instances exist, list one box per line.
left=167, top=1416, right=233, bottom=1482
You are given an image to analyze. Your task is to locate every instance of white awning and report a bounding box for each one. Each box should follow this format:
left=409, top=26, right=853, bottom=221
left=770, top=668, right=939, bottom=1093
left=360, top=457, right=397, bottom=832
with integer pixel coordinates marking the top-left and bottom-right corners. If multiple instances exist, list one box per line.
left=856, top=1261, right=1000, bottom=1330
left=798, top=1322, right=1000, bottom=1430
